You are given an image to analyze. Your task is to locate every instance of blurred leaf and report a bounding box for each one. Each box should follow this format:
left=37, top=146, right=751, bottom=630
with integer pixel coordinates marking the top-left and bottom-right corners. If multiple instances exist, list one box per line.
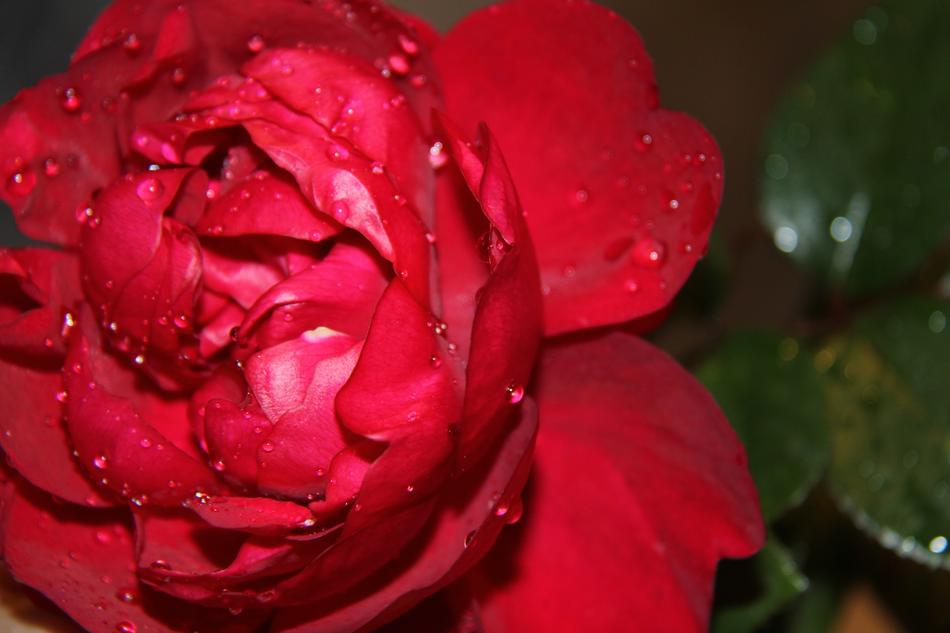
left=787, top=578, right=838, bottom=633
left=824, top=296, right=950, bottom=568
left=698, top=331, right=829, bottom=521
left=713, top=536, right=809, bottom=633
left=761, top=0, right=950, bottom=295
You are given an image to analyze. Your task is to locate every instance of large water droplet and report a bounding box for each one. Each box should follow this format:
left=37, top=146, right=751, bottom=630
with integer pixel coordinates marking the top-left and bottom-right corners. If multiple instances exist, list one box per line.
left=6, top=167, right=36, bottom=197
left=398, top=33, right=419, bottom=56
left=44, top=158, right=61, bottom=177
left=630, top=238, right=667, bottom=269
left=122, top=33, right=141, bottom=54
left=115, top=621, right=137, bottom=633
left=428, top=141, right=448, bottom=169
left=246, top=34, right=265, bottom=53
left=506, top=382, right=525, bottom=405
left=261, top=440, right=275, bottom=453
left=60, top=87, right=82, bottom=113
left=464, top=530, right=476, bottom=548
left=93, top=455, right=109, bottom=470
left=136, top=177, right=164, bottom=202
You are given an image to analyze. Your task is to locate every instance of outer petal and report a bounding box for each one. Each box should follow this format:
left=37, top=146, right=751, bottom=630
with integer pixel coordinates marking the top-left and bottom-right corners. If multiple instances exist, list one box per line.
left=271, top=400, right=537, bottom=633
left=436, top=0, right=723, bottom=335
left=1, top=477, right=265, bottom=633
left=471, top=333, right=763, bottom=632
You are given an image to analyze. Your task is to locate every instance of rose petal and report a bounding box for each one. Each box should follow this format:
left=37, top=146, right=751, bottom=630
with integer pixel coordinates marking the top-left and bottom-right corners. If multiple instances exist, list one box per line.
left=469, top=332, right=764, bottom=632
left=0, top=359, right=112, bottom=507
left=437, top=0, right=723, bottom=334
left=435, top=118, right=542, bottom=471
left=1, top=477, right=264, bottom=633
left=188, top=495, right=314, bottom=536
left=196, top=167, right=341, bottom=242
left=238, top=239, right=390, bottom=347
left=270, top=400, right=537, bottom=633
left=64, top=318, right=223, bottom=507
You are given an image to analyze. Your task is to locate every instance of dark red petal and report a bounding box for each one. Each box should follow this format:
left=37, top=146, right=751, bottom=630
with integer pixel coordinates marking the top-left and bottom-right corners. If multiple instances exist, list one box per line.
left=64, top=320, right=223, bottom=507
left=243, top=48, right=433, bottom=225
left=2, top=477, right=264, bottom=632
left=80, top=168, right=204, bottom=360
left=470, top=333, right=764, bottom=632
left=0, top=359, right=112, bottom=507
left=0, top=249, right=81, bottom=356
left=188, top=495, right=314, bottom=536
left=435, top=119, right=542, bottom=471
left=196, top=168, right=341, bottom=242
left=335, top=278, right=462, bottom=527
left=201, top=237, right=286, bottom=310
left=436, top=0, right=723, bottom=335
left=270, top=400, right=537, bottom=633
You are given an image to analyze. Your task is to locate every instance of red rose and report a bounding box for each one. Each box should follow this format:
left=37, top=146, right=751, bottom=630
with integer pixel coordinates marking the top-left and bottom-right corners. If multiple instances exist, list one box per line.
left=0, top=1, right=763, bottom=632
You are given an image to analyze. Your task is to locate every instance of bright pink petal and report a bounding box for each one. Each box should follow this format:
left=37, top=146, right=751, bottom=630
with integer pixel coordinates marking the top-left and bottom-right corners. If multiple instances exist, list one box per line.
left=1, top=477, right=264, bottom=632
left=270, top=400, right=537, bottom=633
left=471, top=333, right=764, bottom=632
left=436, top=0, right=722, bottom=335
left=238, top=239, right=390, bottom=349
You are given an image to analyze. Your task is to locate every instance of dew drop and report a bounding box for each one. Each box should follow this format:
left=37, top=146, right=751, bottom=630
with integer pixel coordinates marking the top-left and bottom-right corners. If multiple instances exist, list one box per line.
left=464, top=530, right=476, bottom=548
left=122, top=33, right=141, bottom=54
left=246, top=34, right=265, bottom=53
left=429, top=354, right=442, bottom=369
left=60, top=87, right=82, bottom=113
left=261, top=440, right=275, bottom=453
left=428, top=141, right=448, bottom=169
left=397, top=33, right=419, bottom=56
left=574, top=188, right=590, bottom=204
left=55, top=390, right=69, bottom=403
left=506, top=382, right=525, bottom=405
left=170, top=67, right=187, bottom=86
left=115, top=621, right=137, bottom=633
left=212, top=459, right=226, bottom=472
left=93, top=455, right=109, bottom=470
left=330, top=200, right=350, bottom=221
left=623, top=278, right=640, bottom=293
left=388, top=53, right=410, bottom=76
left=635, top=132, right=653, bottom=152
left=44, top=158, right=61, bottom=177
left=139, top=437, right=152, bottom=449
left=135, top=177, right=164, bottom=202
left=326, top=144, right=350, bottom=161
left=6, top=167, right=36, bottom=197
left=630, top=238, right=667, bottom=269
left=116, top=588, right=137, bottom=603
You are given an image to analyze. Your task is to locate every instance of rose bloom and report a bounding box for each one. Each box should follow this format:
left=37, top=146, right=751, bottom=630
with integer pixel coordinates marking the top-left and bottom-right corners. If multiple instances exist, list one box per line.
left=0, top=1, right=763, bottom=632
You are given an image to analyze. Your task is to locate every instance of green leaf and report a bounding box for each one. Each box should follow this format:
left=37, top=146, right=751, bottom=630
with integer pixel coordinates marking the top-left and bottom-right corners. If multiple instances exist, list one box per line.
left=713, top=536, right=809, bottom=633
left=698, top=331, right=829, bottom=521
left=824, top=296, right=950, bottom=568
left=760, top=0, right=950, bottom=295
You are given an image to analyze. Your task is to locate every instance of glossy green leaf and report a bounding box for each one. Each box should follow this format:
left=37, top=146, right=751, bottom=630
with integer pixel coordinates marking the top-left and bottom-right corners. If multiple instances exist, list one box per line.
left=761, top=0, right=950, bottom=294
left=698, top=331, right=829, bottom=521
left=824, top=296, right=950, bottom=568
left=713, top=536, right=809, bottom=633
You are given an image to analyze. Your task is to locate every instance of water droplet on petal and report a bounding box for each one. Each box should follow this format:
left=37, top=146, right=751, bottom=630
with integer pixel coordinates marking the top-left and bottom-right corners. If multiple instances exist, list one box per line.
left=115, top=621, right=137, bottom=633
left=60, top=87, right=82, bottom=113
left=506, top=382, right=525, bottom=405
left=93, top=455, right=108, bottom=470
left=397, top=33, right=419, bottom=56
left=6, top=167, right=36, bottom=197
left=116, top=588, right=137, bottom=603
left=136, top=177, right=164, bottom=202
left=330, top=200, right=349, bottom=221
left=261, top=440, right=275, bottom=453
left=246, top=34, right=265, bottom=53
left=428, top=141, right=448, bottom=169
left=44, top=158, right=61, bottom=177
left=123, top=33, right=141, bottom=54
left=388, top=53, right=410, bottom=76
left=634, top=132, right=653, bottom=152
left=464, top=530, right=476, bottom=548
left=630, top=238, right=667, bottom=269
left=326, top=144, right=349, bottom=161
left=170, top=67, right=187, bottom=86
